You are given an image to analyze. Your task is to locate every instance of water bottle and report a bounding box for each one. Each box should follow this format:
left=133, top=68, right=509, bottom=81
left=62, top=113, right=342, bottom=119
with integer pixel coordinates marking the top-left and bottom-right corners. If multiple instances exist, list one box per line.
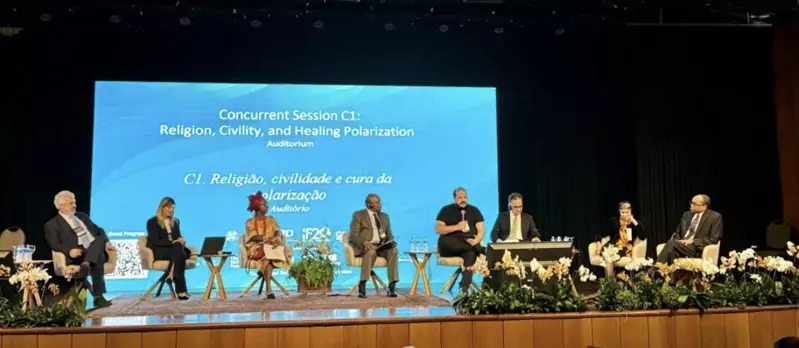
left=550, top=236, right=555, bottom=241
left=423, top=239, right=429, bottom=252
left=555, top=236, right=562, bottom=242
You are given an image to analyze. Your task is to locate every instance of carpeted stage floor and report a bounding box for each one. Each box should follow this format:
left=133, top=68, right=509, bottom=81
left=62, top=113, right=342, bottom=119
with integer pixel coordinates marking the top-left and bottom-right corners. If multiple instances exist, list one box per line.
left=88, top=289, right=452, bottom=318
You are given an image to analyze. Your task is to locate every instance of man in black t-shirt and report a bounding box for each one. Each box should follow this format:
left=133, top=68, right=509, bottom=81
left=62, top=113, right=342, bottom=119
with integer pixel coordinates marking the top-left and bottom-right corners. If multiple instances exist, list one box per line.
left=435, top=187, right=487, bottom=293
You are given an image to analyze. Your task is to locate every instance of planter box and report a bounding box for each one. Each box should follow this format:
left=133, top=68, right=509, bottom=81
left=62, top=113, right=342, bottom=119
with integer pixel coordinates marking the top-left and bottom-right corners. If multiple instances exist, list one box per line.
left=297, top=277, right=332, bottom=294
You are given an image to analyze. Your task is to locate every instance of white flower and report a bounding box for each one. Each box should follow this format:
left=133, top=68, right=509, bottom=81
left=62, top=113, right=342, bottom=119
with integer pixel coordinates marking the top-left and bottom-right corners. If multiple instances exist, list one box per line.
left=528, top=258, right=542, bottom=273
left=750, top=274, right=762, bottom=283
left=558, top=257, right=572, bottom=269
left=600, top=245, right=621, bottom=267
left=700, top=259, right=719, bottom=277
left=624, top=257, right=654, bottom=271
left=577, top=265, right=597, bottom=282
left=787, top=241, right=797, bottom=257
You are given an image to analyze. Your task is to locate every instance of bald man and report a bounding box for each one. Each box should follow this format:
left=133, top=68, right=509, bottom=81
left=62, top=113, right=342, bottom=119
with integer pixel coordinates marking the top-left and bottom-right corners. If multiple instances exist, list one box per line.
left=656, top=194, right=723, bottom=264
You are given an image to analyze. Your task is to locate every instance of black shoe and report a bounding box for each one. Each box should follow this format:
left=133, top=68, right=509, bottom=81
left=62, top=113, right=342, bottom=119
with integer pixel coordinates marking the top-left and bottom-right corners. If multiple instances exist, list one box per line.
left=93, top=296, right=112, bottom=309
left=387, top=281, right=398, bottom=297
left=265, top=293, right=276, bottom=299
left=357, top=281, right=367, bottom=298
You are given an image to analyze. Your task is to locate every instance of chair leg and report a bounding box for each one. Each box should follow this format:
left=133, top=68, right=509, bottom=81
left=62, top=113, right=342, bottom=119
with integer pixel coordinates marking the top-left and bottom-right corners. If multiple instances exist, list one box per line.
left=347, top=283, right=359, bottom=296
left=240, top=273, right=263, bottom=297
left=272, top=278, right=290, bottom=295
left=155, top=270, right=169, bottom=297
left=441, top=268, right=462, bottom=294
left=372, top=273, right=389, bottom=292
left=140, top=279, right=163, bottom=300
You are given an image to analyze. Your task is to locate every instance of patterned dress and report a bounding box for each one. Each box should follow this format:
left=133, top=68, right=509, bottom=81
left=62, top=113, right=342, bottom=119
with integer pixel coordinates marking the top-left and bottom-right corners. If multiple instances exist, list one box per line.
left=245, top=216, right=292, bottom=269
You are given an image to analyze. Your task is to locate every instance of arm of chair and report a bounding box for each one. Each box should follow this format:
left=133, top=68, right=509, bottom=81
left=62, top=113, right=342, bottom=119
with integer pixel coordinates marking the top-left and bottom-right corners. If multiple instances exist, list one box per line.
left=139, top=245, right=155, bottom=270
left=702, top=243, right=721, bottom=265
left=632, top=240, right=647, bottom=259
left=104, top=250, right=118, bottom=274
left=52, top=251, right=67, bottom=276
left=656, top=243, right=665, bottom=256
left=343, top=243, right=356, bottom=267
left=588, top=242, right=602, bottom=266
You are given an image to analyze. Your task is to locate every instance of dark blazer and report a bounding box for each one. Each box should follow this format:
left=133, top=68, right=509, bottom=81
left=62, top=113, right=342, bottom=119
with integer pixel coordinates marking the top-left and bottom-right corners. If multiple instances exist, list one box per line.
left=146, top=217, right=190, bottom=260
left=490, top=212, right=541, bottom=242
left=672, top=209, right=723, bottom=249
left=44, top=212, right=109, bottom=256
left=349, top=209, right=395, bottom=256
left=605, top=217, right=647, bottom=243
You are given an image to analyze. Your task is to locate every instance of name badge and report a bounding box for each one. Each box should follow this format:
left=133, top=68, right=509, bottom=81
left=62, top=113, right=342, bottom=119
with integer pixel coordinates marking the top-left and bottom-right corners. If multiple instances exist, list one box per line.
left=626, top=228, right=633, bottom=241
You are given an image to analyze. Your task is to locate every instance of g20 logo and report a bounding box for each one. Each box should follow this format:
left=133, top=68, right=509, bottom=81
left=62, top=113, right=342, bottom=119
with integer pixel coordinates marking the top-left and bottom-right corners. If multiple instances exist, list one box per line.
left=302, top=227, right=332, bottom=241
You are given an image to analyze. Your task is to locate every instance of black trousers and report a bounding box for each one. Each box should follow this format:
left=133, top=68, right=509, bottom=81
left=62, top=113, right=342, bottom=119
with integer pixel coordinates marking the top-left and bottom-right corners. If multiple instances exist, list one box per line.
left=438, top=235, right=486, bottom=291
left=67, top=240, right=107, bottom=295
left=656, top=239, right=700, bottom=264
left=154, top=243, right=189, bottom=294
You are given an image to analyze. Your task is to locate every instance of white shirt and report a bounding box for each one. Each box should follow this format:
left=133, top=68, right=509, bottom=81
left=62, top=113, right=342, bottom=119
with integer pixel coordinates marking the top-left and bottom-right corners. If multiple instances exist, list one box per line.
left=509, top=213, right=523, bottom=241
left=368, top=211, right=382, bottom=244
left=685, top=212, right=704, bottom=238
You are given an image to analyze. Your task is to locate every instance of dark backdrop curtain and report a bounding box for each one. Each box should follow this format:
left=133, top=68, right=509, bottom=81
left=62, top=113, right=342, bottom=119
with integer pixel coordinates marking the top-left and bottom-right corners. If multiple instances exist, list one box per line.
left=0, top=20, right=783, bottom=263
left=629, top=28, right=782, bottom=255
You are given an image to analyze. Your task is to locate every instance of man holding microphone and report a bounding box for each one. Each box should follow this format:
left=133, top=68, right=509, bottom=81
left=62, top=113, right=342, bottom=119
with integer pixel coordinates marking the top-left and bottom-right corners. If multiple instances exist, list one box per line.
left=435, top=187, right=486, bottom=293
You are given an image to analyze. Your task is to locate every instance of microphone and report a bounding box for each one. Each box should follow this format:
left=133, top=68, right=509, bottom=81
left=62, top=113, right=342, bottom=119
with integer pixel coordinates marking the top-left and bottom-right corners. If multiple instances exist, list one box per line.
left=460, top=209, right=470, bottom=232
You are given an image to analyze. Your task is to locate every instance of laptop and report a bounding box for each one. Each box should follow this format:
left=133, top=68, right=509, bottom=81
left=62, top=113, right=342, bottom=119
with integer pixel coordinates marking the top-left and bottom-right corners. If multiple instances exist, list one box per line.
left=199, top=237, right=227, bottom=256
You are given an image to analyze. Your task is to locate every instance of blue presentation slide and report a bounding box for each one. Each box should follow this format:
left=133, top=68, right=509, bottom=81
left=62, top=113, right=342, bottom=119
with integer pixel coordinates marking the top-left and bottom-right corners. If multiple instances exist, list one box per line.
left=90, top=81, right=498, bottom=292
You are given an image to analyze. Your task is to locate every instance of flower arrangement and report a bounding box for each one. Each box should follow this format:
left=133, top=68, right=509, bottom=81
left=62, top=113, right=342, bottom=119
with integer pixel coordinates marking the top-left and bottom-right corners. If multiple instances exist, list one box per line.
left=452, top=250, right=592, bottom=315
left=8, top=262, right=52, bottom=310
left=288, top=236, right=339, bottom=291
left=0, top=262, right=86, bottom=327
left=597, top=242, right=799, bottom=312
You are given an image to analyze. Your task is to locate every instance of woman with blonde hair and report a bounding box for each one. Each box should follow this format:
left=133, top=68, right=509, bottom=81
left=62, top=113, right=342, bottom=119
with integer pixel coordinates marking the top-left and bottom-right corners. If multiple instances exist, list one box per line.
left=146, top=197, right=191, bottom=300
left=244, top=191, right=292, bottom=299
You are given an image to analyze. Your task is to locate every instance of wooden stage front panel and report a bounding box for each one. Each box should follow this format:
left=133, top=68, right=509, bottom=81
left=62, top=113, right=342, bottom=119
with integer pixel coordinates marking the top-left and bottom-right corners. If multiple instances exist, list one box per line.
left=1, top=306, right=797, bottom=348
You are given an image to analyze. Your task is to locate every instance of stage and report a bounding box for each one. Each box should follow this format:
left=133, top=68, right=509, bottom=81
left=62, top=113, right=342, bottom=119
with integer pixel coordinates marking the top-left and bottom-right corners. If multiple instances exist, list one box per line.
left=0, top=285, right=797, bottom=348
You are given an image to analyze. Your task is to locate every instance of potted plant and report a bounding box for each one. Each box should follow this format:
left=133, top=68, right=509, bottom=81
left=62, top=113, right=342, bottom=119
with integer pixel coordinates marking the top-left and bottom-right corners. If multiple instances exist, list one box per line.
left=0, top=263, right=87, bottom=328
left=288, top=237, right=338, bottom=294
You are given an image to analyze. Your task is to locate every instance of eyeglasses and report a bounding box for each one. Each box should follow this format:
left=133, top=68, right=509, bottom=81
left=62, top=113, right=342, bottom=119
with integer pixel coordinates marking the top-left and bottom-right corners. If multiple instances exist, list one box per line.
left=690, top=202, right=705, bottom=206
left=510, top=205, right=523, bottom=209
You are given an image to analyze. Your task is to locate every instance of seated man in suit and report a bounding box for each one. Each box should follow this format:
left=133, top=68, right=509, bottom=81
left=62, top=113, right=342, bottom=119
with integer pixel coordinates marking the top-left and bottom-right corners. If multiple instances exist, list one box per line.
left=656, top=194, right=723, bottom=265
left=348, top=193, right=399, bottom=298
left=44, top=190, right=116, bottom=308
left=490, top=192, right=541, bottom=243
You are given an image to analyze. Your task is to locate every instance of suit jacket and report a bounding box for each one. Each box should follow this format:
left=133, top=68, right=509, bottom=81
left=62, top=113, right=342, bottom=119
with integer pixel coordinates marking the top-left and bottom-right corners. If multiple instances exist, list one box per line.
left=672, top=209, right=723, bottom=249
left=146, top=217, right=183, bottom=247
left=349, top=209, right=395, bottom=256
left=44, top=212, right=109, bottom=256
left=490, top=212, right=540, bottom=242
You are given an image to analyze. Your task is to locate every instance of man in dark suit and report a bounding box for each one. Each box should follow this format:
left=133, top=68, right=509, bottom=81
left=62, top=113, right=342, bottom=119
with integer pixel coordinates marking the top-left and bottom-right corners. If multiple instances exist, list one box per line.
left=490, top=193, right=542, bottom=243
left=44, top=190, right=116, bottom=308
left=657, top=194, right=723, bottom=264
left=348, top=193, right=398, bottom=298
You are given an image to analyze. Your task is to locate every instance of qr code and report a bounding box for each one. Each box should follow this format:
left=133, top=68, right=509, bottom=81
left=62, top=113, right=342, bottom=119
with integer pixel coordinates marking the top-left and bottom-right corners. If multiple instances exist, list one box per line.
left=107, top=239, right=148, bottom=279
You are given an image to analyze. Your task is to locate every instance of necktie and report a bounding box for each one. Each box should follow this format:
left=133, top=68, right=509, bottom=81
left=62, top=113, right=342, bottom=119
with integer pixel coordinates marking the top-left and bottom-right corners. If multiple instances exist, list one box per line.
left=72, top=216, right=92, bottom=248
left=512, top=215, right=521, bottom=239
left=373, top=213, right=382, bottom=230
left=687, top=214, right=700, bottom=239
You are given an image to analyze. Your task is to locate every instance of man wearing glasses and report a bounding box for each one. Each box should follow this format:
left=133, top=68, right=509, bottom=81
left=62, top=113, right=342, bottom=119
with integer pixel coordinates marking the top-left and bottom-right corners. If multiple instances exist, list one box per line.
left=656, top=194, right=723, bottom=264
left=490, top=193, right=541, bottom=243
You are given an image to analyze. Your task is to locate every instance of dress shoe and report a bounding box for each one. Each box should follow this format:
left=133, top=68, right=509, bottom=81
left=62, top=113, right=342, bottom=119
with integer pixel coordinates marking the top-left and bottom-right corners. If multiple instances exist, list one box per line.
left=93, top=296, right=112, bottom=309
left=178, top=295, right=190, bottom=301
left=358, top=281, right=367, bottom=298
left=387, top=281, right=398, bottom=297
left=265, top=293, right=276, bottom=300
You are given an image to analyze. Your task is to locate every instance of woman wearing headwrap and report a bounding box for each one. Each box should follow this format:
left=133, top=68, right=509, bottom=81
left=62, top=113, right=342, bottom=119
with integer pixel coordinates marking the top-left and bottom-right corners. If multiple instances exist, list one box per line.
left=244, top=191, right=292, bottom=299
left=597, top=201, right=646, bottom=257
